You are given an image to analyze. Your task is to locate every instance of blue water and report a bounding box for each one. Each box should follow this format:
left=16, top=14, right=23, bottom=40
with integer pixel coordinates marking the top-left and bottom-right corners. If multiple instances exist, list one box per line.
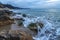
left=12, top=8, right=60, bottom=29
left=13, top=8, right=60, bottom=29
left=13, top=8, right=60, bottom=22
left=13, top=8, right=60, bottom=17
left=12, top=8, right=60, bottom=40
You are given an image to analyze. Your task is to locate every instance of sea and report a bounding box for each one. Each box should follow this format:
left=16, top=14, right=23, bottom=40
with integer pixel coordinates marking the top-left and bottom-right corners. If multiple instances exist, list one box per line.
left=12, top=8, right=60, bottom=22
left=10, top=8, right=60, bottom=40
left=0, top=8, right=60, bottom=40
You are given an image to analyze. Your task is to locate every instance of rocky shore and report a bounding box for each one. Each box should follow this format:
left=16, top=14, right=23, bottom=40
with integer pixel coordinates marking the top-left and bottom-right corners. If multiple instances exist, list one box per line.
left=0, top=9, right=34, bottom=40
left=0, top=10, right=14, bottom=26
left=0, top=2, right=20, bottom=9
left=0, top=19, right=14, bottom=26
left=0, top=30, right=33, bottom=40
left=0, top=3, right=48, bottom=40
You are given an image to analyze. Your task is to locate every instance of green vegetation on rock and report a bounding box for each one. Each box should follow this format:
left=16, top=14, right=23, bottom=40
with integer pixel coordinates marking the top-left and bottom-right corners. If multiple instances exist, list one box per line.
left=28, top=23, right=37, bottom=29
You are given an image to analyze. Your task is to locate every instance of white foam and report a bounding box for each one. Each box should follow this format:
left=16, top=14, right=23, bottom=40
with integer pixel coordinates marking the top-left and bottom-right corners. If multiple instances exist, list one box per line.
left=12, top=14, right=58, bottom=40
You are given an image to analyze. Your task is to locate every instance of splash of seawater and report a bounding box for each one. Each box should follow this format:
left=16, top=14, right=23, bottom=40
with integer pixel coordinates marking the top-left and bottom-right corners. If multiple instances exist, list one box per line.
left=12, top=14, right=60, bottom=40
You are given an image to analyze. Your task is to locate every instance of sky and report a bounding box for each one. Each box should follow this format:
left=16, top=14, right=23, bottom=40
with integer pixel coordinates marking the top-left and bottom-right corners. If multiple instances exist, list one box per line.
left=0, top=0, right=60, bottom=8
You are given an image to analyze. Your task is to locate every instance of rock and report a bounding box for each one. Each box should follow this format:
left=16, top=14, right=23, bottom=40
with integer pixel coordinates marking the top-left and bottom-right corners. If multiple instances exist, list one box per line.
left=28, top=23, right=37, bottom=34
left=9, top=30, right=33, bottom=40
left=0, top=10, right=14, bottom=26
left=17, top=18, right=25, bottom=26
left=22, top=14, right=27, bottom=17
left=0, top=30, right=33, bottom=40
left=0, top=30, right=20, bottom=40
left=0, top=20, right=14, bottom=26
left=28, top=22, right=44, bottom=34
left=18, top=20, right=23, bottom=26
left=38, top=22, right=44, bottom=28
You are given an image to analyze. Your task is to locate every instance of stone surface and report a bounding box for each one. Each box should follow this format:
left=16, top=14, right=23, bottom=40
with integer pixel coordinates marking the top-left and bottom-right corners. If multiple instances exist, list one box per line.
left=0, top=10, right=14, bottom=26
left=28, top=22, right=44, bottom=34
left=0, top=20, right=14, bottom=26
left=9, top=30, right=33, bottom=40
left=0, top=30, right=33, bottom=40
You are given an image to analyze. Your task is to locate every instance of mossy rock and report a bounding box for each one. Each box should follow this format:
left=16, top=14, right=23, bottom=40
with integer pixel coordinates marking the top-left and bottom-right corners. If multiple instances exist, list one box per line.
left=28, top=23, right=37, bottom=29
left=28, top=23, right=37, bottom=33
left=28, top=22, right=44, bottom=34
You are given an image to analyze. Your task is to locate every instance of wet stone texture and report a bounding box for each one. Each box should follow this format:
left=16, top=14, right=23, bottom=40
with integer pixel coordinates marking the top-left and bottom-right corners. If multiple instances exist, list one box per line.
left=28, top=22, right=44, bottom=34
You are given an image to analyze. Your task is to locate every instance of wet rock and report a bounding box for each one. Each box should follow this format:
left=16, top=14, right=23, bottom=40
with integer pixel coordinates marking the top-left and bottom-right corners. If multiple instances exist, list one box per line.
left=19, top=18, right=25, bottom=21
left=28, top=22, right=44, bottom=34
left=22, top=14, right=27, bottom=17
left=28, top=23, right=37, bottom=29
left=17, top=18, right=25, bottom=26
left=18, top=22, right=23, bottom=26
left=28, top=23, right=37, bottom=34
left=17, top=20, right=23, bottom=26
left=38, top=22, right=44, bottom=28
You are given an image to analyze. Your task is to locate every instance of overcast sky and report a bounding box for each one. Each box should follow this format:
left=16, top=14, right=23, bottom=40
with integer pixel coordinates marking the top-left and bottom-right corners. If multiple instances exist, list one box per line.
left=0, top=0, right=60, bottom=8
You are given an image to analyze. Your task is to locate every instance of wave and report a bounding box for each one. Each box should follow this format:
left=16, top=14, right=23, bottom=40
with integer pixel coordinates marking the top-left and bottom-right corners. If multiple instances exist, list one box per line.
left=11, top=13, right=60, bottom=40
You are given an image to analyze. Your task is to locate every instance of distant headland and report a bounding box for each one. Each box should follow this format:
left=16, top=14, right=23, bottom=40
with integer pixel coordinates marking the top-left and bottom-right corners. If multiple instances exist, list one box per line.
left=0, top=2, right=30, bottom=9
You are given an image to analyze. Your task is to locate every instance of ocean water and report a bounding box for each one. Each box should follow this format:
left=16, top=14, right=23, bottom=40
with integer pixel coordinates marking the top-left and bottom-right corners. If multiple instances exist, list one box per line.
left=13, top=8, right=60, bottom=23
left=13, top=8, right=60, bottom=17
left=12, top=8, right=60, bottom=40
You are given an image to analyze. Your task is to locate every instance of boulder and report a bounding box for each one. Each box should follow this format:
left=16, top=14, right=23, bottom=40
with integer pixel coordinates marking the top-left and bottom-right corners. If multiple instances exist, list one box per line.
left=28, top=22, right=44, bottom=34
left=0, top=30, right=33, bottom=40
left=9, top=30, right=33, bottom=40
left=22, top=14, right=27, bottom=17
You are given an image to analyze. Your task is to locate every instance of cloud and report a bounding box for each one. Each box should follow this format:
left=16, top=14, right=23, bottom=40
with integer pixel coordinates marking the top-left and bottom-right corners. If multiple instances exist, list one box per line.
left=0, top=0, right=60, bottom=8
